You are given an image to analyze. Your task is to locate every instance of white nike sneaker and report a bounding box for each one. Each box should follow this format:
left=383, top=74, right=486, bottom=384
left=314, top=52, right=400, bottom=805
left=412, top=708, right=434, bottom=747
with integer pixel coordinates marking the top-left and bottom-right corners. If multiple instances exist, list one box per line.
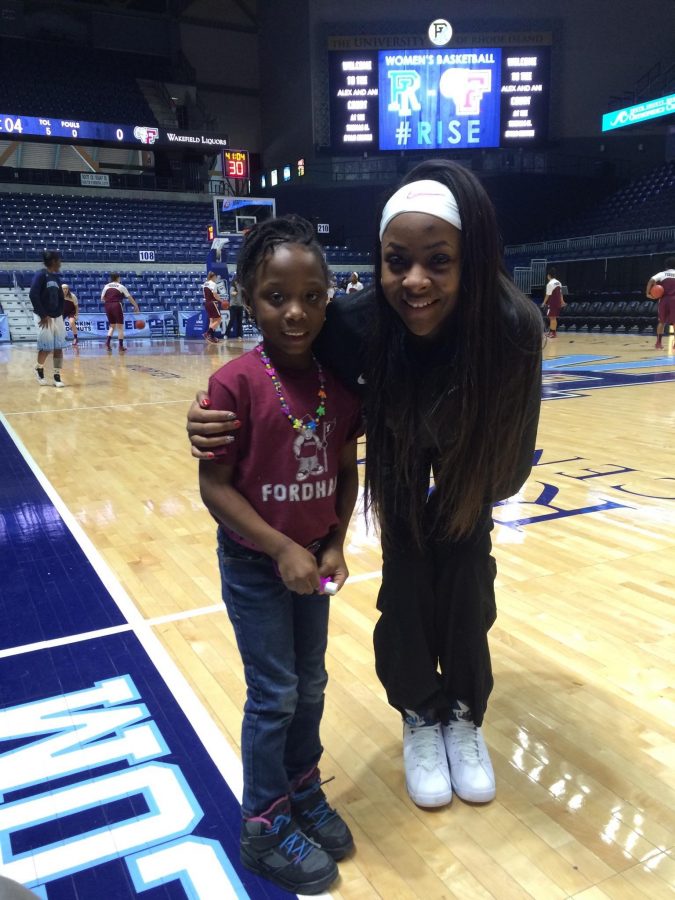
left=402, top=715, right=453, bottom=808
left=443, top=702, right=495, bottom=803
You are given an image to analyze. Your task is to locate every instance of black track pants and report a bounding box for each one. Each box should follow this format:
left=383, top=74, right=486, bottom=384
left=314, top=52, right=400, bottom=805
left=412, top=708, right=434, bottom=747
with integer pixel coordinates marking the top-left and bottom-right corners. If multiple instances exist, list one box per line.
left=373, top=502, right=497, bottom=726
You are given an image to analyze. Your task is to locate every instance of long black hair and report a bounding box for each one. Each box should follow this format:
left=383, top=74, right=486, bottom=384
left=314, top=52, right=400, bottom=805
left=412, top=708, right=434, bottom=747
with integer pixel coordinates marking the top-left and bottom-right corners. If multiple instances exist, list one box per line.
left=364, top=158, right=542, bottom=545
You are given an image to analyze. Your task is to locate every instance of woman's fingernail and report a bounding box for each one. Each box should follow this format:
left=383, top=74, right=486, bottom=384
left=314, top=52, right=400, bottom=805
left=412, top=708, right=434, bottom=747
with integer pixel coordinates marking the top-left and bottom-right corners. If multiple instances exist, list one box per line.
left=206, top=451, right=215, bottom=459
left=233, top=420, right=241, bottom=428
left=225, top=436, right=235, bottom=443
left=201, top=398, right=211, bottom=407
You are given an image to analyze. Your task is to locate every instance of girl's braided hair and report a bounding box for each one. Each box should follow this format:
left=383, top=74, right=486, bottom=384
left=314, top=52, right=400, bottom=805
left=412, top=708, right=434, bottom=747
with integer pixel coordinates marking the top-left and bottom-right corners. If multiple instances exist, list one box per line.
left=236, top=214, right=329, bottom=300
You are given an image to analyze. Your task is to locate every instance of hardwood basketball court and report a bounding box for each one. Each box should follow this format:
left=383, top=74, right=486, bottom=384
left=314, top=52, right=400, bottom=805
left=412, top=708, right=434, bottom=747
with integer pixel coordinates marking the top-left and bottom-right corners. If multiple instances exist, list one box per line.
left=1, top=330, right=673, bottom=899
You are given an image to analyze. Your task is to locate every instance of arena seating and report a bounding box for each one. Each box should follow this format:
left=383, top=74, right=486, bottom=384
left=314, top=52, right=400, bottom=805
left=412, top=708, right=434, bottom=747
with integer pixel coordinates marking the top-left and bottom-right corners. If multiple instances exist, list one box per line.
left=506, top=161, right=675, bottom=280
left=0, top=267, right=375, bottom=316
left=547, top=161, right=675, bottom=240
left=0, top=38, right=164, bottom=124
left=556, top=295, right=657, bottom=333
left=0, top=192, right=213, bottom=263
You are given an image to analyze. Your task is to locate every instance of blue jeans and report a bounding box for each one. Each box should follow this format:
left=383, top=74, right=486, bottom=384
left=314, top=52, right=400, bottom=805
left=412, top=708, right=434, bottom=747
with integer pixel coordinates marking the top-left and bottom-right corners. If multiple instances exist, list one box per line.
left=216, top=527, right=329, bottom=817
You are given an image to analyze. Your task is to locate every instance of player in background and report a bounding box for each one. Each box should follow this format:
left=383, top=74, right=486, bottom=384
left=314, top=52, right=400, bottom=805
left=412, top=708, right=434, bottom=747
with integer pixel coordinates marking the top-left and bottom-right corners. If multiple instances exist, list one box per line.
left=225, top=275, right=245, bottom=341
left=542, top=268, right=566, bottom=338
left=645, top=256, right=675, bottom=350
left=203, top=270, right=228, bottom=343
left=62, top=283, right=79, bottom=348
left=101, top=273, right=139, bottom=352
left=29, top=250, right=66, bottom=387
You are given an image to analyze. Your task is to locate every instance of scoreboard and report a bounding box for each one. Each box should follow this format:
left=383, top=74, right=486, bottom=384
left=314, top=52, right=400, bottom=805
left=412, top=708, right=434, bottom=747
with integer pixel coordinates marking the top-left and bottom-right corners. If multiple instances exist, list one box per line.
left=0, top=112, right=228, bottom=150
left=329, top=44, right=551, bottom=152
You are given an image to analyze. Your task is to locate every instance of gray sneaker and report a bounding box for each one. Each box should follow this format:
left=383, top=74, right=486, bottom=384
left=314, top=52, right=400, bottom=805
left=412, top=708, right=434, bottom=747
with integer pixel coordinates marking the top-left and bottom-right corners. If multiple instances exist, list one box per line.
left=240, top=797, right=338, bottom=895
left=291, top=768, right=354, bottom=860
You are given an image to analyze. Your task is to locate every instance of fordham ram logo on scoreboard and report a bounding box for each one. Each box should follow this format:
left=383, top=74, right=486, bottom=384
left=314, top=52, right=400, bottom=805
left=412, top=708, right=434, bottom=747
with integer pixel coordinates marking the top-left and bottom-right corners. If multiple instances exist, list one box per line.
left=0, top=674, right=246, bottom=897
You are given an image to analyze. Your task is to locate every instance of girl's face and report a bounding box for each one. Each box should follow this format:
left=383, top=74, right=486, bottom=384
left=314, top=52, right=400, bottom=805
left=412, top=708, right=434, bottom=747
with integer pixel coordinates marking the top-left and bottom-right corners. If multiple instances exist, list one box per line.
left=380, top=211, right=462, bottom=340
left=248, top=243, right=327, bottom=367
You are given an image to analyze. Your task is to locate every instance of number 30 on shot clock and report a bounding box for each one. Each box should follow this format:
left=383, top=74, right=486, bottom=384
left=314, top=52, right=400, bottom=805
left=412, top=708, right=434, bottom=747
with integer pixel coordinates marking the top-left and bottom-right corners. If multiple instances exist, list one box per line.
left=223, top=149, right=249, bottom=179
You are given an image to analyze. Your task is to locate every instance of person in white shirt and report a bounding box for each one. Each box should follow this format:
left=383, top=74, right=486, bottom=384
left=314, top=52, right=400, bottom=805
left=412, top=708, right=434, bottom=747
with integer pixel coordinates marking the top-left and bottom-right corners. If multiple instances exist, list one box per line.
left=346, top=272, right=364, bottom=294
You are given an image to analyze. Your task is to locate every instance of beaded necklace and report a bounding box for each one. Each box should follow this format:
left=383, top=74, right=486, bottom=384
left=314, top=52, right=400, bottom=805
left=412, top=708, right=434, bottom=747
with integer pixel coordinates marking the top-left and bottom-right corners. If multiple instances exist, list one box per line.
left=255, top=342, right=326, bottom=435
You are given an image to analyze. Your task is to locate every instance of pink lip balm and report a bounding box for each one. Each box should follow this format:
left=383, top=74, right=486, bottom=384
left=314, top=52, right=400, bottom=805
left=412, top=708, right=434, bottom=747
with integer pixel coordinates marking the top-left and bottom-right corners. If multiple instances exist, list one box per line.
left=321, top=578, right=338, bottom=595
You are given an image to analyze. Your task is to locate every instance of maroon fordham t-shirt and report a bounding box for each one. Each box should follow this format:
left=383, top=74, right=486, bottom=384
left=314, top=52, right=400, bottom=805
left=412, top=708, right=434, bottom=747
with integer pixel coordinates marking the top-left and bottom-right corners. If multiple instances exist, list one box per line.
left=207, top=348, right=362, bottom=550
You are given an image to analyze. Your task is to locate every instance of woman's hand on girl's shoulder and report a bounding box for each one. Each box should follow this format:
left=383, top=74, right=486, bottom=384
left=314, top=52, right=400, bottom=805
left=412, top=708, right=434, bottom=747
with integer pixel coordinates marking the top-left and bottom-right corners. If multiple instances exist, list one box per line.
left=187, top=392, right=239, bottom=459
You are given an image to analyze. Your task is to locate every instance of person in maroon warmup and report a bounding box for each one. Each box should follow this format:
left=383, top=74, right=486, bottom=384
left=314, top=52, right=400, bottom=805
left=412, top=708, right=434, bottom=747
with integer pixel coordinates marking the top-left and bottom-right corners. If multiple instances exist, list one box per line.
left=542, top=267, right=565, bottom=338
left=198, top=215, right=361, bottom=894
left=202, top=271, right=228, bottom=343
left=101, top=273, right=139, bottom=352
left=645, top=256, right=675, bottom=350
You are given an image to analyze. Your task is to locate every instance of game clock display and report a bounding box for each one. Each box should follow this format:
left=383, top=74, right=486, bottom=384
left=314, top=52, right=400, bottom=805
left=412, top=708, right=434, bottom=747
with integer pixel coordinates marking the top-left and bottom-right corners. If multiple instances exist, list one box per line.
left=0, top=113, right=228, bottom=150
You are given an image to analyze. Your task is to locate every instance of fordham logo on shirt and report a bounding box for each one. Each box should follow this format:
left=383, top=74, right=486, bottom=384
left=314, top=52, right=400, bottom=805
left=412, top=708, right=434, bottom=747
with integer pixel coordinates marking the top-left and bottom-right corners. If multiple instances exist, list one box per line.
left=260, top=418, right=337, bottom=502
left=261, top=477, right=338, bottom=503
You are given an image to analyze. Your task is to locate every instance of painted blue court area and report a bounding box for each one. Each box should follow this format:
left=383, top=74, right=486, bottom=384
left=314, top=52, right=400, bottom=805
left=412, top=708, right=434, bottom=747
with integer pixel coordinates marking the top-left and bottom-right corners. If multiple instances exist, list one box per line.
left=542, top=352, right=675, bottom=399
left=0, top=422, right=291, bottom=900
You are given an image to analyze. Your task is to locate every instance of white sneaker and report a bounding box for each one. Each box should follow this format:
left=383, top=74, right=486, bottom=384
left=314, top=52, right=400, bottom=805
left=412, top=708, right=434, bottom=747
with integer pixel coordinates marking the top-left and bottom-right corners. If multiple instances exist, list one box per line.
left=403, top=716, right=453, bottom=808
left=53, top=373, right=65, bottom=388
left=443, top=705, right=496, bottom=803
left=35, top=366, right=46, bottom=385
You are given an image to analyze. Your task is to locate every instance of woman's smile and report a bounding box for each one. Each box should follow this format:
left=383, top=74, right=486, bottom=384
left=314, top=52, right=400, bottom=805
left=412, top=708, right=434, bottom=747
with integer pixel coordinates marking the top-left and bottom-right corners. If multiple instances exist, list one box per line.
left=380, top=211, right=461, bottom=339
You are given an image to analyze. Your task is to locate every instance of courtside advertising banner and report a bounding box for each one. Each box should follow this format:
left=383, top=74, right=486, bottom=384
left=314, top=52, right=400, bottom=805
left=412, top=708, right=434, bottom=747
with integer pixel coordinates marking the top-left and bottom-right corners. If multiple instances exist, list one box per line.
left=379, top=47, right=501, bottom=150
left=64, top=312, right=174, bottom=339
left=178, top=308, right=229, bottom=338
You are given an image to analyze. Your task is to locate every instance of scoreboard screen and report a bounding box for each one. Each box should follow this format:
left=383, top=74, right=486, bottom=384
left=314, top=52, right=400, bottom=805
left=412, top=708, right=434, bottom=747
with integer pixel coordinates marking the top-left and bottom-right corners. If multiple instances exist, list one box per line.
left=0, top=112, right=228, bottom=150
left=329, top=51, right=380, bottom=149
left=329, top=45, right=550, bottom=152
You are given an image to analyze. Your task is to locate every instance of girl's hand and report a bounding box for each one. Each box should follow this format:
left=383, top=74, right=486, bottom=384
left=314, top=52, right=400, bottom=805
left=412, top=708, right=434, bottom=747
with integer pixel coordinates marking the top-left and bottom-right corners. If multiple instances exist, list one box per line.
left=187, top=392, right=240, bottom=459
left=318, top=545, right=349, bottom=593
left=275, top=543, right=322, bottom=595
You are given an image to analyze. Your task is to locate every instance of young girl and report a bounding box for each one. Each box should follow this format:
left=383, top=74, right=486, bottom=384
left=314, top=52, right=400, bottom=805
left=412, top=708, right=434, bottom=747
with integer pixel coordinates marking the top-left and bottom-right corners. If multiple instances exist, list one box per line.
left=188, top=160, right=542, bottom=812
left=62, top=283, right=79, bottom=347
left=199, top=215, right=360, bottom=894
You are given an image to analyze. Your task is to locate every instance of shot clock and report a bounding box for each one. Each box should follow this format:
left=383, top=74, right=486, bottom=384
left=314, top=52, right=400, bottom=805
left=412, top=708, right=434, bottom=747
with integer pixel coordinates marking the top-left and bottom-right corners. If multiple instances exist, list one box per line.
left=222, top=150, right=250, bottom=180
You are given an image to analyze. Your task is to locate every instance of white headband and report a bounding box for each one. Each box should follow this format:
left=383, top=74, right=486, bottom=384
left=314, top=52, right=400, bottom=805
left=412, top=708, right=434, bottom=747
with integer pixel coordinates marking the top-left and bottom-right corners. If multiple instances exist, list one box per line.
left=379, top=179, right=462, bottom=239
